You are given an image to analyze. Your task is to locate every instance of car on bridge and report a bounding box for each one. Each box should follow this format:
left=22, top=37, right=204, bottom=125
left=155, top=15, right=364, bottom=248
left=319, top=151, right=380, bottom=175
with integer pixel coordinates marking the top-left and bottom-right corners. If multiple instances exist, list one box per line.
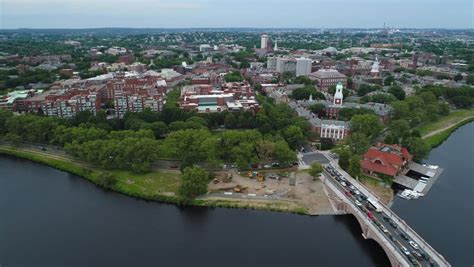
left=400, top=245, right=411, bottom=256
left=409, top=240, right=420, bottom=250
left=400, top=232, right=410, bottom=241
left=367, top=211, right=374, bottom=220
left=389, top=219, right=398, bottom=229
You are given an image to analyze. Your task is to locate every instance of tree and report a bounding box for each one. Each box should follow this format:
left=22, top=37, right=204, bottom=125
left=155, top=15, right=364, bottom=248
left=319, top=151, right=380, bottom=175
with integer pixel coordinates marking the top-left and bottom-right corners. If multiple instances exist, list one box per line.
left=290, top=86, right=326, bottom=100
left=309, top=103, right=326, bottom=115
left=273, top=140, right=297, bottom=166
left=224, top=71, right=243, bottom=82
left=384, top=75, right=395, bottom=86
left=347, top=132, right=370, bottom=155
left=320, top=138, right=334, bottom=150
left=391, top=101, right=410, bottom=120
left=178, top=166, right=209, bottom=199
left=97, top=172, right=116, bottom=189
left=453, top=74, right=463, bottom=82
left=388, top=85, right=406, bottom=100
left=467, top=74, right=474, bottom=85
left=336, top=147, right=352, bottom=171
left=388, top=119, right=410, bottom=143
left=282, top=125, right=305, bottom=149
left=451, top=96, right=473, bottom=108
left=232, top=142, right=257, bottom=169
left=309, top=163, right=323, bottom=180
left=4, top=133, right=22, bottom=147
left=357, top=84, right=379, bottom=97
left=0, top=110, right=13, bottom=136
left=348, top=155, right=362, bottom=179
left=338, top=108, right=375, bottom=121
left=350, top=114, right=383, bottom=140
left=403, top=137, right=430, bottom=162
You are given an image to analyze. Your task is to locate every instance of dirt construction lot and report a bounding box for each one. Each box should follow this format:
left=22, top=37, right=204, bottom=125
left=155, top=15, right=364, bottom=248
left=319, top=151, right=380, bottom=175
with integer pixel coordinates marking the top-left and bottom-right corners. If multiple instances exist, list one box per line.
left=208, top=169, right=336, bottom=215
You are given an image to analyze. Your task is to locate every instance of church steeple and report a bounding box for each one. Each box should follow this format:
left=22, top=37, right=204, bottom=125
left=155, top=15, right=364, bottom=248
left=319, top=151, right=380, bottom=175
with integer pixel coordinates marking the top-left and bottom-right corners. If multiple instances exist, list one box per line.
left=370, top=56, right=380, bottom=77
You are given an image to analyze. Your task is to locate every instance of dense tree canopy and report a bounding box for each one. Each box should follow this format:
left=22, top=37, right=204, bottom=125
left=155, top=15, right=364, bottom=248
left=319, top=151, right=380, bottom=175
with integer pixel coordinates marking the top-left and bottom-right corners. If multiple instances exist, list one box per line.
left=178, top=166, right=209, bottom=199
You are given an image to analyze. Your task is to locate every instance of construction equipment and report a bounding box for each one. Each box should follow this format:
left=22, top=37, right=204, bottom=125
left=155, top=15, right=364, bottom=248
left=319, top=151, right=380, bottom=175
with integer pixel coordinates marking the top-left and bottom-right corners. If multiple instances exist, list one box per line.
left=222, top=173, right=233, bottom=183
left=257, top=173, right=265, bottom=182
left=233, top=185, right=248, bottom=193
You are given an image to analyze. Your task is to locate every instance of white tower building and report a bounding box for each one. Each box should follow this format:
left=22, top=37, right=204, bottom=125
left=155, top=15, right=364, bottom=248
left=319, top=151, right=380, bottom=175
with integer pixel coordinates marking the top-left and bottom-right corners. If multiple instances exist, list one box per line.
left=333, top=82, right=344, bottom=106
left=261, top=34, right=269, bottom=49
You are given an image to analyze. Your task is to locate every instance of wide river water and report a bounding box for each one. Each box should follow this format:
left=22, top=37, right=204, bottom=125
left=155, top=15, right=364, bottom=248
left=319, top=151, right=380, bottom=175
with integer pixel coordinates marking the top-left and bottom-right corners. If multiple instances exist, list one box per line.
left=1, top=123, right=473, bottom=267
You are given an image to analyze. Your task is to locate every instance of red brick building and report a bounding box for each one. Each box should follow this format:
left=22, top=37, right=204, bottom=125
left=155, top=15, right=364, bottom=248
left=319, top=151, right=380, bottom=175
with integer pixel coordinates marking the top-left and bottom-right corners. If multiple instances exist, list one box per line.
left=309, top=69, right=347, bottom=92
left=361, top=143, right=413, bottom=178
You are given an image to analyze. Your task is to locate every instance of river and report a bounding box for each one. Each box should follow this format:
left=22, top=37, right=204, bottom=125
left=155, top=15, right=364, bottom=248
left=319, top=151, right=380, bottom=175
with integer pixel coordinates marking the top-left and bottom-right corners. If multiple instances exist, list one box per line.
left=1, top=123, right=473, bottom=267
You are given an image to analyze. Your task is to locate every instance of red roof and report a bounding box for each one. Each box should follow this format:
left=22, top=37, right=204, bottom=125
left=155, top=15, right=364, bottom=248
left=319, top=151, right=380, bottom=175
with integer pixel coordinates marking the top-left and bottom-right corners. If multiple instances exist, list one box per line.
left=361, top=159, right=398, bottom=176
left=361, top=144, right=413, bottom=177
left=364, top=148, right=404, bottom=166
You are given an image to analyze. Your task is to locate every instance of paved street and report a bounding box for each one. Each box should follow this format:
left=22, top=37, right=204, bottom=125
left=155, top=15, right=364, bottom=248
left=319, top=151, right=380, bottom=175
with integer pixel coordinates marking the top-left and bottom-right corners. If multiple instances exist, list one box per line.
left=323, top=162, right=447, bottom=267
left=301, top=151, right=330, bottom=165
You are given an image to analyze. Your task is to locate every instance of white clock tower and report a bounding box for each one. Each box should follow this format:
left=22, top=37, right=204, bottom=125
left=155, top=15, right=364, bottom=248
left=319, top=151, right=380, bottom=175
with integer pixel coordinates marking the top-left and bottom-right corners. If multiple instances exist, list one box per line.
left=333, top=82, right=344, bottom=106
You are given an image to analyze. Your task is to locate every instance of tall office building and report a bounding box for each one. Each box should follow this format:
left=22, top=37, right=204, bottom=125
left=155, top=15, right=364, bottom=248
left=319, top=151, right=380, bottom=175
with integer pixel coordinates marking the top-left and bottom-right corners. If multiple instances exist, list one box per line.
left=261, top=34, right=269, bottom=49
left=295, top=57, right=312, bottom=77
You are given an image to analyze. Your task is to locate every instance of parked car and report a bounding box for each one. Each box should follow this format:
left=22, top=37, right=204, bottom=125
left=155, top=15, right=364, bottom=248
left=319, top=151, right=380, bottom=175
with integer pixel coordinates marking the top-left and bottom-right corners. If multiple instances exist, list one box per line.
left=355, top=200, right=362, bottom=206
left=345, top=191, right=352, bottom=197
left=341, top=181, right=347, bottom=187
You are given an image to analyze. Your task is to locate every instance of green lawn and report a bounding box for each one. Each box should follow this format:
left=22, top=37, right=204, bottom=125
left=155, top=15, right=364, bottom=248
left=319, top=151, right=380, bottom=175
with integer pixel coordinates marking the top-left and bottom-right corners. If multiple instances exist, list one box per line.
left=0, top=146, right=182, bottom=200
left=112, top=169, right=181, bottom=197
left=417, top=109, right=474, bottom=137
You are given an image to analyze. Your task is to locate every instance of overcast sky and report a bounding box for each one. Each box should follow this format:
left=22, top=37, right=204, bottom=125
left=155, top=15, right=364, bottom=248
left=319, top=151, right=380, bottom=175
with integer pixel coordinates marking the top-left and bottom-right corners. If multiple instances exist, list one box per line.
left=0, top=0, right=472, bottom=29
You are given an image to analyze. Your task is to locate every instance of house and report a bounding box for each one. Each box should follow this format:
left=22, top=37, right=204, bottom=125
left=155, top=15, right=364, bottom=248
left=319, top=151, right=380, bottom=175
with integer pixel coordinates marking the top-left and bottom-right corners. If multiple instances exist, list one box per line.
left=361, top=143, right=413, bottom=178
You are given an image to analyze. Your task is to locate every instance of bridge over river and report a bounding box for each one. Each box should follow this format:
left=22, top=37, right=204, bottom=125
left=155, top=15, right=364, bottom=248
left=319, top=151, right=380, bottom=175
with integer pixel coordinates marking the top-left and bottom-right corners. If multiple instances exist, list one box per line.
left=320, top=156, right=451, bottom=267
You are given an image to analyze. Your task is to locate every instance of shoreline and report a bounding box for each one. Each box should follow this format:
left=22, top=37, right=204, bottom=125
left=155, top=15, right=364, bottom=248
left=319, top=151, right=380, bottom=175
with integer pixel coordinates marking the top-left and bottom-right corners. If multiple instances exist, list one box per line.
left=423, top=117, right=474, bottom=149
left=0, top=146, right=312, bottom=215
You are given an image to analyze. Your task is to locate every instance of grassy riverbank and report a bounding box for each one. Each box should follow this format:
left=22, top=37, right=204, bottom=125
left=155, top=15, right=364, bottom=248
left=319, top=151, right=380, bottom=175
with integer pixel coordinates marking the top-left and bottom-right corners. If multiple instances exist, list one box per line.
left=418, top=109, right=474, bottom=148
left=0, top=146, right=308, bottom=215
left=423, top=117, right=474, bottom=148
left=418, top=109, right=474, bottom=137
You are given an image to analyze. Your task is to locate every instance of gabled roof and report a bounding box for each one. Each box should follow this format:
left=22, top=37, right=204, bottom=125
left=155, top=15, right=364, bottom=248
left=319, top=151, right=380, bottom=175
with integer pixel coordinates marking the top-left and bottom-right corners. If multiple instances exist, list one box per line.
left=364, top=148, right=404, bottom=166
left=361, top=160, right=398, bottom=176
left=361, top=143, right=413, bottom=176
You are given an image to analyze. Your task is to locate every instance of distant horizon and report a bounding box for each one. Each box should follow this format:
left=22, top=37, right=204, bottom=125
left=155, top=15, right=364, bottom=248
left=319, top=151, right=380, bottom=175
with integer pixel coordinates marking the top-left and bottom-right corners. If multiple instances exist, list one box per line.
left=1, top=26, right=473, bottom=30
left=1, top=0, right=472, bottom=29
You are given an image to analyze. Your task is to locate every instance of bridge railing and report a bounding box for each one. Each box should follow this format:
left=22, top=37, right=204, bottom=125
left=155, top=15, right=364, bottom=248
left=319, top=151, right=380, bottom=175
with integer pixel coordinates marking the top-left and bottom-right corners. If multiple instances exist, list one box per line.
left=321, top=173, right=409, bottom=266
left=329, top=163, right=451, bottom=267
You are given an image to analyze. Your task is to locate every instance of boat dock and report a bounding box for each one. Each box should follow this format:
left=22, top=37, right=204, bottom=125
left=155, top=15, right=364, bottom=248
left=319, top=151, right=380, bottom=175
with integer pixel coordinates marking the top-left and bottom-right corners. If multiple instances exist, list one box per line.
left=395, top=162, right=444, bottom=197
